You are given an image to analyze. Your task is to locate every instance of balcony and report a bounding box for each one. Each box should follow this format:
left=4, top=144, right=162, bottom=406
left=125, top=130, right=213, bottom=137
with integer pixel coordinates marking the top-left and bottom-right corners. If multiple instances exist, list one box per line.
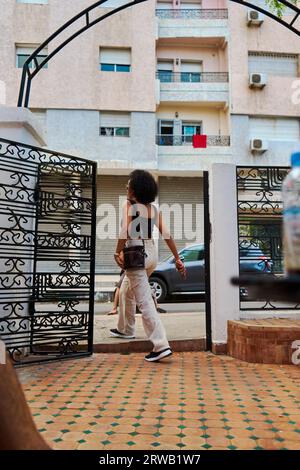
left=157, top=71, right=228, bottom=83
left=156, top=134, right=230, bottom=146
left=156, top=9, right=228, bottom=20
left=156, top=134, right=231, bottom=172
left=156, top=71, right=229, bottom=105
left=156, top=9, right=229, bottom=40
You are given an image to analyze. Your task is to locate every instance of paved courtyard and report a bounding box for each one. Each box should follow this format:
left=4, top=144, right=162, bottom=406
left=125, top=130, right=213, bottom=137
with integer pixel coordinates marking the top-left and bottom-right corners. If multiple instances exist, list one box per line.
left=18, top=352, right=300, bottom=451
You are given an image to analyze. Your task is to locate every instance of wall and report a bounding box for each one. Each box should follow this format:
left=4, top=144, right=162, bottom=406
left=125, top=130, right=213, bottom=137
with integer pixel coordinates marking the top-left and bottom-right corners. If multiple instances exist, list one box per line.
left=46, top=109, right=157, bottom=167
left=1, top=0, right=157, bottom=111
left=229, top=2, right=300, bottom=118
left=157, top=104, right=229, bottom=134
left=156, top=45, right=228, bottom=72
left=231, top=114, right=296, bottom=166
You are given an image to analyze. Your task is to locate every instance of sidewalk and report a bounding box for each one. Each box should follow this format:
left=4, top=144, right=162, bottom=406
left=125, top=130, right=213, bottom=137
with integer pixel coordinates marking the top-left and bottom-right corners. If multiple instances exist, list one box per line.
left=93, top=311, right=205, bottom=345
left=18, top=352, right=300, bottom=450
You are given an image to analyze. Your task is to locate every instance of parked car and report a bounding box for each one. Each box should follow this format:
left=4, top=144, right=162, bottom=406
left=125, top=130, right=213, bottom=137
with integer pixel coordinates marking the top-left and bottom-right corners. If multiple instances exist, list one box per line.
left=149, top=243, right=273, bottom=302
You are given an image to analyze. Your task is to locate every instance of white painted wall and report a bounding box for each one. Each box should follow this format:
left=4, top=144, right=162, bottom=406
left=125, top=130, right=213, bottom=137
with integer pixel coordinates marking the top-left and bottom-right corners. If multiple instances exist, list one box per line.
left=209, top=163, right=240, bottom=345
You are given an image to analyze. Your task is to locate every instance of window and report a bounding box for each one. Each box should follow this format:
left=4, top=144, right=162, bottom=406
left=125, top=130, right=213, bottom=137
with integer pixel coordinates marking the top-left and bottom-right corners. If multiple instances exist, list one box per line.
left=248, top=52, right=299, bottom=77
left=100, top=48, right=131, bottom=72
left=181, top=61, right=202, bottom=82
left=17, top=0, right=48, bottom=3
left=156, top=0, right=173, bottom=9
left=100, top=112, right=130, bottom=137
left=182, top=122, right=202, bottom=143
left=16, top=46, right=48, bottom=69
left=180, top=0, right=202, bottom=9
left=157, top=120, right=174, bottom=145
left=249, top=117, right=300, bottom=141
left=157, top=60, right=173, bottom=82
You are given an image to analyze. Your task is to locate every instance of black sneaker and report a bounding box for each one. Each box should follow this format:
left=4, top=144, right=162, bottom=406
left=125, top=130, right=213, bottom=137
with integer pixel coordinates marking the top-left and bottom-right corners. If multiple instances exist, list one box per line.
left=157, top=307, right=167, bottom=313
left=110, top=328, right=135, bottom=339
left=144, top=348, right=172, bottom=362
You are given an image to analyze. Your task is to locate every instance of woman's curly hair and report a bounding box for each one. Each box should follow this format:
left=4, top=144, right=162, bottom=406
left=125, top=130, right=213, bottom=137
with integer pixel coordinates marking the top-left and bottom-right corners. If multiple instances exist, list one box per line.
left=128, top=170, right=158, bottom=204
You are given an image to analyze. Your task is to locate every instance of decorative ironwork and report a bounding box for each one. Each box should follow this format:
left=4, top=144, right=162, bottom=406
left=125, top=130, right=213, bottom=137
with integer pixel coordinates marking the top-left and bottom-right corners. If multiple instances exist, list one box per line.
left=0, top=138, right=97, bottom=364
left=236, top=166, right=300, bottom=310
left=156, top=71, right=229, bottom=83
left=17, top=1, right=300, bottom=108
left=157, top=134, right=230, bottom=146
left=155, top=8, right=228, bottom=19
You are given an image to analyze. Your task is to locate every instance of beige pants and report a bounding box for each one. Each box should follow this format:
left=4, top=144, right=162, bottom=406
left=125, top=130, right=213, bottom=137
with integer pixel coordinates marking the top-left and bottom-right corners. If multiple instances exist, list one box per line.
left=118, top=239, right=170, bottom=352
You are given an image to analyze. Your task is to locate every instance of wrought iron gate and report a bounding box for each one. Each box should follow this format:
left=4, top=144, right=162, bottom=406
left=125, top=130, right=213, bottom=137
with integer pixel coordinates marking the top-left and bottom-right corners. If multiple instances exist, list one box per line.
left=237, top=166, right=300, bottom=311
left=0, top=138, right=97, bottom=365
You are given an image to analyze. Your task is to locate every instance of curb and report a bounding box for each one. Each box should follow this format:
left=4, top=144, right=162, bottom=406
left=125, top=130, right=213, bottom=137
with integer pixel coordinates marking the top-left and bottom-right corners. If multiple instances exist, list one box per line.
left=93, top=338, right=206, bottom=354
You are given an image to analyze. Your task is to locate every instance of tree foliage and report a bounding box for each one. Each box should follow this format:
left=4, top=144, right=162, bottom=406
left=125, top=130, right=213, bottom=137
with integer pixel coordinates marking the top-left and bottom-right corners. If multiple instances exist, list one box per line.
left=265, top=0, right=297, bottom=18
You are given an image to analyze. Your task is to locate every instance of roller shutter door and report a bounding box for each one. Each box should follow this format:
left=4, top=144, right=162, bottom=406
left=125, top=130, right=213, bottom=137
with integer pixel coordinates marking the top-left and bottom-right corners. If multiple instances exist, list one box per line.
left=96, top=175, right=128, bottom=272
left=158, top=176, right=204, bottom=261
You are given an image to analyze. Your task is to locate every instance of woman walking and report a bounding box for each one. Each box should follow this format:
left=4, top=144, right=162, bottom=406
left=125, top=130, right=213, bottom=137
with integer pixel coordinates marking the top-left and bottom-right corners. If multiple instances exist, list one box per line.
left=110, top=170, right=186, bottom=362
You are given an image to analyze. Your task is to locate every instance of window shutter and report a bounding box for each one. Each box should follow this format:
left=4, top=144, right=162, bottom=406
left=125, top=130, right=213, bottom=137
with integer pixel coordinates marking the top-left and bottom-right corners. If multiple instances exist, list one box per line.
left=16, top=46, right=47, bottom=56
left=100, top=112, right=131, bottom=128
left=181, top=61, right=202, bottom=73
left=100, top=0, right=129, bottom=7
left=157, top=61, right=173, bottom=71
left=249, top=118, right=300, bottom=141
left=100, top=48, right=131, bottom=65
left=248, top=52, right=298, bottom=77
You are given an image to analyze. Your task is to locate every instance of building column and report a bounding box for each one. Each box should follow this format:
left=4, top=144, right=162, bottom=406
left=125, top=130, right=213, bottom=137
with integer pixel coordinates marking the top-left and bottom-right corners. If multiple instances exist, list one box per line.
left=209, top=163, right=240, bottom=353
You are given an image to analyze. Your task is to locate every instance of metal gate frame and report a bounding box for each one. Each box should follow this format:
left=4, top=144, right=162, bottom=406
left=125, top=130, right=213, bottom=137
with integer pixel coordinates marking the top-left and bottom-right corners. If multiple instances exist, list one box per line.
left=203, top=171, right=212, bottom=351
left=0, top=138, right=97, bottom=365
left=236, top=165, right=300, bottom=311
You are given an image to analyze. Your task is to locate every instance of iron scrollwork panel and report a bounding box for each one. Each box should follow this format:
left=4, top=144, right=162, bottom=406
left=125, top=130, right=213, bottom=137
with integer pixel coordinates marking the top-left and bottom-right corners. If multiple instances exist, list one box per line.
left=0, top=138, right=96, bottom=365
left=237, top=166, right=300, bottom=310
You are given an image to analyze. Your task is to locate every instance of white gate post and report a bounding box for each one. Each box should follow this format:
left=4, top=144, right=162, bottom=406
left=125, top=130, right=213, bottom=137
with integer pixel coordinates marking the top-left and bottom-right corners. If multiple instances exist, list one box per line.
left=209, top=163, right=240, bottom=353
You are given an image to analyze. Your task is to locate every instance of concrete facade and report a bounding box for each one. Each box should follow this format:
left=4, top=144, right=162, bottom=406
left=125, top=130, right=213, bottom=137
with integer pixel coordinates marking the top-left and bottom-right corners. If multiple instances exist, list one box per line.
left=1, top=0, right=298, bottom=172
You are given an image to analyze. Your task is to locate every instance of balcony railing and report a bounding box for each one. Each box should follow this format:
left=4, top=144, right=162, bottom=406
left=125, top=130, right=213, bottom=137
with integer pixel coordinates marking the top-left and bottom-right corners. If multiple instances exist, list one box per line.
left=157, top=134, right=230, bottom=146
left=155, top=9, right=228, bottom=20
left=156, top=71, right=229, bottom=83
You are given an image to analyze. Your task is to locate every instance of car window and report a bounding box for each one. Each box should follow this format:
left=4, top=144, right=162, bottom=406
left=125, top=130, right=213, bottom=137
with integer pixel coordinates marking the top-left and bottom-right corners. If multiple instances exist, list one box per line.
left=240, top=247, right=264, bottom=258
left=181, top=249, right=199, bottom=262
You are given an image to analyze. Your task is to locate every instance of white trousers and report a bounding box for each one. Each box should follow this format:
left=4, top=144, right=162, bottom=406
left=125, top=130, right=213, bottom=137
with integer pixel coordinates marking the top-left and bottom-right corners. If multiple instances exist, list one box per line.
left=117, top=239, right=170, bottom=352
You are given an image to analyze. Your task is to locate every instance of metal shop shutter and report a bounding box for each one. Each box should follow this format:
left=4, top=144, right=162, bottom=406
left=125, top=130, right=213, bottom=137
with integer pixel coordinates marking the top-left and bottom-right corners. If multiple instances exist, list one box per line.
left=158, top=176, right=204, bottom=262
left=248, top=52, right=298, bottom=77
left=96, top=175, right=128, bottom=272
left=249, top=117, right=300, bottom=141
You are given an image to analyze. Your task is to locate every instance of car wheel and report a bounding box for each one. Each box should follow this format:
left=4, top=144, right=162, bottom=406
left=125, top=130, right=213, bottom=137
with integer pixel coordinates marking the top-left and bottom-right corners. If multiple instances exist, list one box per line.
left=149, top=277, right=167, bottom=303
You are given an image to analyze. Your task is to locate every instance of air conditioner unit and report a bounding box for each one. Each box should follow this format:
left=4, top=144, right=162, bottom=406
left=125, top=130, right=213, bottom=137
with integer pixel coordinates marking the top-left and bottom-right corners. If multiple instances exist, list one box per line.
left=247, top=10, right=264, bottom=26
left=249, top=73, right=267, bottom=88
left=250, top=138, right=268, bottom=154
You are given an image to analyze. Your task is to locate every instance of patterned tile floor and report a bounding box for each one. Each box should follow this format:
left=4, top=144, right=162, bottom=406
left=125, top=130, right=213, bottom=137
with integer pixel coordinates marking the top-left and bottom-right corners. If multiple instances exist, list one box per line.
left=18, top=352, right=300, bottom=450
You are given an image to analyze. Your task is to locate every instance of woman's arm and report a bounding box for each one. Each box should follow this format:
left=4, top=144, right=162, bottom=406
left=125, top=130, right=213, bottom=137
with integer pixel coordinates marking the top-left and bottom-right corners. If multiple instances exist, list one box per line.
left=157, top=211, right=186, bottom=278
left=114, top=200, right=131, bottom=268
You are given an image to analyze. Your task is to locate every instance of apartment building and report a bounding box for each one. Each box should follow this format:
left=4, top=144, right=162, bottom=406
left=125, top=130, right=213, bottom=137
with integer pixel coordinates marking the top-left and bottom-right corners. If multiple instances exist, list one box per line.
left=0, top=0, right=299, bottom=271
